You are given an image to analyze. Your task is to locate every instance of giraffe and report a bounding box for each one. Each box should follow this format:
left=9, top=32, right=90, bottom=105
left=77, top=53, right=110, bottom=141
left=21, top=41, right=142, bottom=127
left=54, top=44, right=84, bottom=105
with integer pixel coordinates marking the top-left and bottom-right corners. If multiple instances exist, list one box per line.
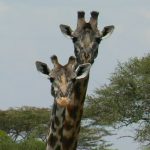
left=35, top=55, right=91, bottom=150
left=59, top=11, right=115, bottom=148
left=60, top=11, right=114, bottom=64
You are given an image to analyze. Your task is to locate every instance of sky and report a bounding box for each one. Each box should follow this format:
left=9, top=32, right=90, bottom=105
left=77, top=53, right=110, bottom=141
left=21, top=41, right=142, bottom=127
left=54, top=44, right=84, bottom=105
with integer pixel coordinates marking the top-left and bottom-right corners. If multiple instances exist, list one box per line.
left=0, top=0, right=150, bottom=149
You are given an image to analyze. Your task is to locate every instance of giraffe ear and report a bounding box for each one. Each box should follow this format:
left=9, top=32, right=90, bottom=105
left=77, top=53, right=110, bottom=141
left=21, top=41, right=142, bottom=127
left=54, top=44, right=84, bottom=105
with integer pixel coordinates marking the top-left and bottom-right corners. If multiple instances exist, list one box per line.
left=75, top=63, right=91, bottom=79
left=101, top=25, right=114, bottom=39
left=60, top=24, right=73, bottom=37
left=35, top=61, right=50, bottom=75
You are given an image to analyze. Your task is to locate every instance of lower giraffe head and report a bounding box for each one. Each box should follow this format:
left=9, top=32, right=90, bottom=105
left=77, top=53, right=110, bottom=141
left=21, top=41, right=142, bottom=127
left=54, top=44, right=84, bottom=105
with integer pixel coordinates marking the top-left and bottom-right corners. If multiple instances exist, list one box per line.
left=36, top=55, right=91, bottom=106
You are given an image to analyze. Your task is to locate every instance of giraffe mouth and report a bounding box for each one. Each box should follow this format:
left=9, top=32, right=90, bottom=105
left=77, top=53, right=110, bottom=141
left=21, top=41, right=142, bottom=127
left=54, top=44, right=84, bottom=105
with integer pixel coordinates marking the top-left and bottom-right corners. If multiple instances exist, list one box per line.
left=56, top=97, right=70, bottom=107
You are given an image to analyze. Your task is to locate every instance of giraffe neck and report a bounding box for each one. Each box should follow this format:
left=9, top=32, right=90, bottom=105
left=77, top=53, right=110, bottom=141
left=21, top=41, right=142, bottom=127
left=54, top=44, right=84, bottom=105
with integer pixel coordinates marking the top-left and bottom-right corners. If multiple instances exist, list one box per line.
left=46, top=76, right=89, bottom=150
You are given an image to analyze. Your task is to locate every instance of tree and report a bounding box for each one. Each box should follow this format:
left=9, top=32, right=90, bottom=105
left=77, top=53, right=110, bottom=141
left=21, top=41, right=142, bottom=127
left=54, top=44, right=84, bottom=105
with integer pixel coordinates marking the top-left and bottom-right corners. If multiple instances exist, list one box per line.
left=0, top=106, right=113, bottom=149
left=79, top=126, right=113, bottom=150
left=86, top=54, right=150, bottom=145
left=0, top=106, right=115, bottom=149
left=0, top=106, right=50, bottom=141
left=0, top=130, right=46, bottom=150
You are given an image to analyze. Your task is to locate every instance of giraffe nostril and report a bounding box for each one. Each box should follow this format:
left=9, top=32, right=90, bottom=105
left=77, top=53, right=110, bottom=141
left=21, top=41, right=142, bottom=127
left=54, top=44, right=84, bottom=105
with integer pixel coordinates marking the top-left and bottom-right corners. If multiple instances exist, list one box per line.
left=60, top=92, right=67, bottom=97
left=85, top=53, right=88, bottom=58
left=83, top=52, right=86, bottom=57
left=84, top=52, right=90, bottom=59
left=88, top=54, right=91, bottom=60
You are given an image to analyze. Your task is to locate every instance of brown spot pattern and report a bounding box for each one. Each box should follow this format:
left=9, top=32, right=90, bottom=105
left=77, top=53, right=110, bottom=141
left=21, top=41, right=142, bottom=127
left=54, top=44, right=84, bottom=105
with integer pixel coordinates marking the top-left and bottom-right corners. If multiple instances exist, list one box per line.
left=48, top=134, right=58, bottom=148
left=62, top=136, right=74, bottom=150
left=64, top=121, right=74, bottom=130
left=55, top=116, right=60, bottom=126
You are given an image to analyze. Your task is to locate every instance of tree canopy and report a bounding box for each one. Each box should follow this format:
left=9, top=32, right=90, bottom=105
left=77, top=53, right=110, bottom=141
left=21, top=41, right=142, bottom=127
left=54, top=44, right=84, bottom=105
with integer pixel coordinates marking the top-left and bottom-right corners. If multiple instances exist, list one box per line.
left=0, top=106, right=50, bottom=141
left=0, top=106, right=112, bottom=150
left=85, top=54, right=150, bottom=145
left=1, top=54, right=149, bottom=149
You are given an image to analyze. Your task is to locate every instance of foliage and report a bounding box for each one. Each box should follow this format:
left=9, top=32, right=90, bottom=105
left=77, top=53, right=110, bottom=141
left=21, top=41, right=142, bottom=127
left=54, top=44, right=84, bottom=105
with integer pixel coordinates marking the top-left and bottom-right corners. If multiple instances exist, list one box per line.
left=0, top=106, right=113, bottom=149
left=79, top=124, right=113, bottom=150
left=0, top=130, right=13, bottom=142
left=86, top=54, right=150, bottom=145
left=17, top=138, right=46, bottom=150
left=143, top=147, right=150, bottom=150
left=0, top=130, right=17, bottom=150
left=1, top=54, right=149, bottom=149
left=0, top=106, right=50, bottom=141
left=0, top=130, right=46, bottom=150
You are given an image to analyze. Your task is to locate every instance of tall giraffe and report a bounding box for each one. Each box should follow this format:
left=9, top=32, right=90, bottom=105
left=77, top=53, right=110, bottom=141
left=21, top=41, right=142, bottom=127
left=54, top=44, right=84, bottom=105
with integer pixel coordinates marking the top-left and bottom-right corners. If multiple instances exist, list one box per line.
left=60, top=11, right=114, bottom=64
left=60, top=11, right=115, bottom=148
left=36, top=55, right=91, bottom=150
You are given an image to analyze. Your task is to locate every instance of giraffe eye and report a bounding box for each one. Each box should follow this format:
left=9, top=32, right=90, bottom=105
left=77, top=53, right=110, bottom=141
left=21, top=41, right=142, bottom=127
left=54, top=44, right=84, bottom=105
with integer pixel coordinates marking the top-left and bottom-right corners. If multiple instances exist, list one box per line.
left=49, top=77, right=55, bottom=83
left=72, top=37, right=77, bottom=43
left=71, top=78, right=76, bottom=83
left=95, top=37, right=101, bottom=44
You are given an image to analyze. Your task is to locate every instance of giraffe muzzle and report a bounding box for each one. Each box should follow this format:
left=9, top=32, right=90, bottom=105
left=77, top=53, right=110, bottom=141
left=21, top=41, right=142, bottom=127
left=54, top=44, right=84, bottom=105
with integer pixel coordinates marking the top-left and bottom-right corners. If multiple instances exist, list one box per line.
left=56, top=97, right=70, bottom=107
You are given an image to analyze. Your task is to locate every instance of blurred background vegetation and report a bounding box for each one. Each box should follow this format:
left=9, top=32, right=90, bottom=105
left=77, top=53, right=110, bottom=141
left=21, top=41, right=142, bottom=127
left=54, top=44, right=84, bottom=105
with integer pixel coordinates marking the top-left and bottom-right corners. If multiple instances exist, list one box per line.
left=0, top=54, right=149, bottom=150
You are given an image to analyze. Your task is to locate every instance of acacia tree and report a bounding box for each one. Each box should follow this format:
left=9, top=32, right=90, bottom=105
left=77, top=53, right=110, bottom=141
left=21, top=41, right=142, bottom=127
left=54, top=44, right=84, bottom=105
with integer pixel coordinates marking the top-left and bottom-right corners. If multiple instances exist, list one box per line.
left=0, top=107, right=50, bottom=141
left=1, top=54, right=149, bottom=149
left=85, top=54, right=150, bottom=145
left=0, top=106, right=113, bottom=149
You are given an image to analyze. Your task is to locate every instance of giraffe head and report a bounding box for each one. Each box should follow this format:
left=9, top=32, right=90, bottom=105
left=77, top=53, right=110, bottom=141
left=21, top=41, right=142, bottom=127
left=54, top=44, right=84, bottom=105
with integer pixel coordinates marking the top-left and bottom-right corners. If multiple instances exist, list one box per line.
left=60, top=11, right=114, bottom=64
left=35, top=55, right=91, bottom=106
